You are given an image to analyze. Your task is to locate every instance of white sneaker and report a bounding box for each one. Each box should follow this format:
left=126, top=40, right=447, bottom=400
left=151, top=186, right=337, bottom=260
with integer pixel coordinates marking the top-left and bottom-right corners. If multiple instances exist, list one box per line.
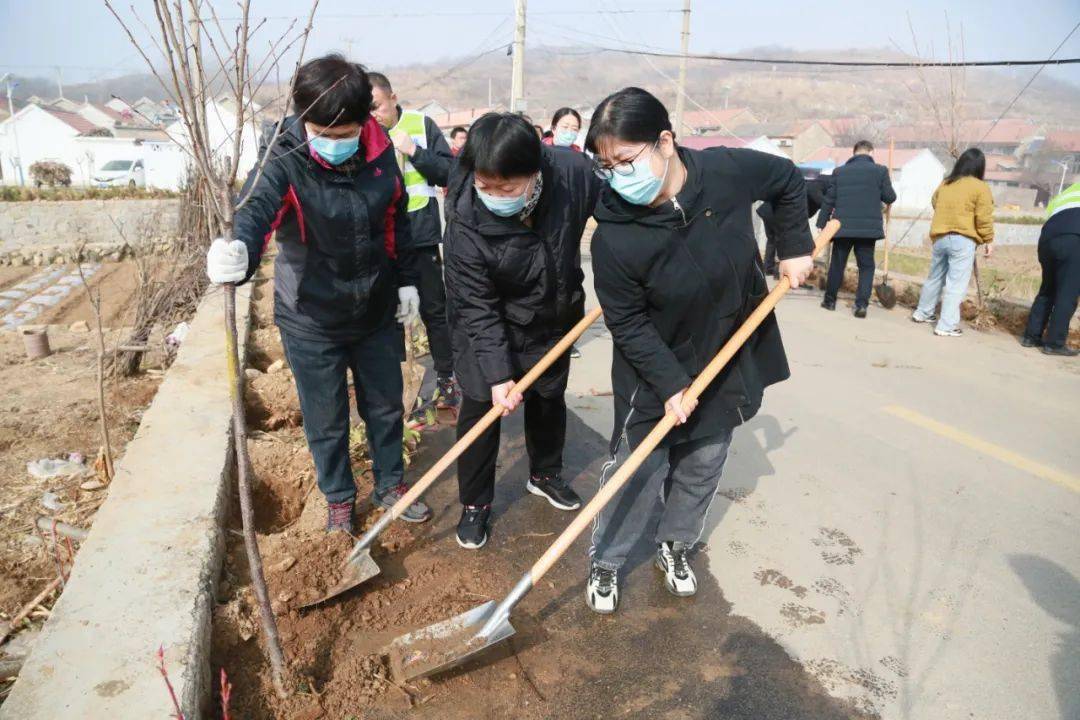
left=586, top=563, right=619, bottom=614
left=934, top=327, right=963, bottom=337
left=911, top=312, right=937, bottom=324
left=656, top=541, right=697, bottom=597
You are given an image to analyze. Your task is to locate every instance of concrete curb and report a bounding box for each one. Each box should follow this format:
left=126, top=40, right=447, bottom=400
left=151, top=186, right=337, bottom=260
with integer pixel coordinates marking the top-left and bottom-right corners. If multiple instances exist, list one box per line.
left=0, top=282, right=252, bottom=719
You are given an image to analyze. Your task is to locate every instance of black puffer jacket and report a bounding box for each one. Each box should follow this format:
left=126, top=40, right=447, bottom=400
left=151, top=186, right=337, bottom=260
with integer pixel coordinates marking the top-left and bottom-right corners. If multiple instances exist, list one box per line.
left=815, top=153, right=896, bottom=239
left=592, top=146, right=813, bottom=451
left=233, top=115, right=417, bottom=342
left=443, top=146, right=602, bottom=401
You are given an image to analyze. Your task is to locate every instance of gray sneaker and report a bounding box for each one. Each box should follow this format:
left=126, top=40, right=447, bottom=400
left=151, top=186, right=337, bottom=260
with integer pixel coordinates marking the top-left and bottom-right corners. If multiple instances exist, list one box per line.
left=371, top=483, right=432, bottom=523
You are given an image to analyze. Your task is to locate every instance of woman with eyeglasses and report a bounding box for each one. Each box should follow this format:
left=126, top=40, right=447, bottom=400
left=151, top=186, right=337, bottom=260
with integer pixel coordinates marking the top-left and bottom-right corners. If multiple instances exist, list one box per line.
left=442, top=112, right=603, bottom=550
left=583, top=87, right=814, bottom=614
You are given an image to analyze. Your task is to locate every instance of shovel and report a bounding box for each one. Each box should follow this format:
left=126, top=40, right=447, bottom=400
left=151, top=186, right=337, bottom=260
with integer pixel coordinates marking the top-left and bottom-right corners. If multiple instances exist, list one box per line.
left=874, top=141, right=898, bottom=309
left=301, top=306, right=604, bottom=608
left=386, top=219, right=843, bottom=682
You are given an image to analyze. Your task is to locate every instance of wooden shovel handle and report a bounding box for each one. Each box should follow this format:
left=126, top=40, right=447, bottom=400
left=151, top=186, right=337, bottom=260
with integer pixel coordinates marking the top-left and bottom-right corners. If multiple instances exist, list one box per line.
left=529, top=220, right=841, bottom=582
left=379, top=306, right=603, bottom=525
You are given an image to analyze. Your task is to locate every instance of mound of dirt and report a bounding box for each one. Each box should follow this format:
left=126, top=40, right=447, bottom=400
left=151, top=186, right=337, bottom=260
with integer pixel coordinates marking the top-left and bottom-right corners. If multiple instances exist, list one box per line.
left=246, top=370, right=302, bottom=432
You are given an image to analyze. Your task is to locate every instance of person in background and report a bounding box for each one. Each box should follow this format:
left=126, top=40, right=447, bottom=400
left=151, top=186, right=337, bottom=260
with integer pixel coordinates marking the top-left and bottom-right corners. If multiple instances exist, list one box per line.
left=543, top=107, right=583, bottom=152
left=1021, top=182, right=1079, bottom=356
left=759, top=171, right=828, bottom=279
left=442, top=112, right=603, bottom=550
left=449, top=126, right=468, bottom=157
left=369, top=72, right=460, bottom=409
left=205, top=55, right=431, bottom=532
left=584, top=87, right=813, bottom=614
left=817, top=140, right=896, bottom=318
left=911, top=148, right=995, bottom=337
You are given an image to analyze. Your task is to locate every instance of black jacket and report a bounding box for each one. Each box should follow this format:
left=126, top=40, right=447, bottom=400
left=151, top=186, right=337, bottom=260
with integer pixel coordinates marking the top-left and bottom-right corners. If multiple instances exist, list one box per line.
left=757, top=175, right=829, bottom=232
left=815, top=154, right=896, bottom=239
left=443, top=146, right=603, bottom=401
left=398, top=109, right=455, bottom=250
left=592, top=147, right=813, bottom=452
left=233, top=114, right=417, bottom=342
left=1043, top=206, right=1080, bottom=240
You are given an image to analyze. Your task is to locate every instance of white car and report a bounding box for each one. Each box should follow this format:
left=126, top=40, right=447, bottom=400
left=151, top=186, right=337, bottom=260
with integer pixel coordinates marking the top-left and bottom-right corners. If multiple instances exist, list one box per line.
left=93, top=159, right=145, bottom=188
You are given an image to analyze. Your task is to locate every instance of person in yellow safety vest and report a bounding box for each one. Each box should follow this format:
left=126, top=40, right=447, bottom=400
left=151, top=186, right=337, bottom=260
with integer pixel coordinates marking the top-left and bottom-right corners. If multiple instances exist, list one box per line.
left=369, top=72, right=461, bottom=409
left=1021, top=181, right=1080, bottom=356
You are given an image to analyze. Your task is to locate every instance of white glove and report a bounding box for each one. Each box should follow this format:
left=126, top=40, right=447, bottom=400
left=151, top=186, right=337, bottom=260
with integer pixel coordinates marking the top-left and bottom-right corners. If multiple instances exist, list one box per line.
left=206, top=238, right=249, bottom=284
left=396, top=285, right=420, bottom=326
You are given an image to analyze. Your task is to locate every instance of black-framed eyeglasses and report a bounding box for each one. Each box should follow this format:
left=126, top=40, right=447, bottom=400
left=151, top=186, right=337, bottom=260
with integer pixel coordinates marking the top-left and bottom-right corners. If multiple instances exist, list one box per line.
left=592, top=141, right=656, bottom=180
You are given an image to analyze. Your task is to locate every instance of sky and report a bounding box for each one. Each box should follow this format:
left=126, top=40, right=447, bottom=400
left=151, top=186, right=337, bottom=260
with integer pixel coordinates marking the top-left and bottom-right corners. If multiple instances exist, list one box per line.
left=1, top=0, right=1078, bottom=90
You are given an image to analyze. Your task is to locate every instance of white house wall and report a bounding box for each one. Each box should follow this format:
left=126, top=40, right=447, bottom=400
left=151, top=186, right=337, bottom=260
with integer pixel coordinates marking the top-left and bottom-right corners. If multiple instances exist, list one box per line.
left=143, top=141, right=187, bottom=191
left=71, top=137, right=147, bottom=186
left=0, top=106, right=80, bottom=186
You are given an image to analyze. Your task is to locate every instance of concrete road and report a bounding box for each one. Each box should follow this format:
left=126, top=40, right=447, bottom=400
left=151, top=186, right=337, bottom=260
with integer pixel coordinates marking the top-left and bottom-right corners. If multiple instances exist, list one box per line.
left=566, top=260, right=1080, bottom=720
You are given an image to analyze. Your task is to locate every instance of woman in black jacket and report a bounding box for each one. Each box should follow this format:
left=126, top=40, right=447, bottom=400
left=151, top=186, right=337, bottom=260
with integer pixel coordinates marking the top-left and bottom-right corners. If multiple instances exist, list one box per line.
left=443, top=112, right=603, bottom=549
left=583, top=87, right=814, bottom=614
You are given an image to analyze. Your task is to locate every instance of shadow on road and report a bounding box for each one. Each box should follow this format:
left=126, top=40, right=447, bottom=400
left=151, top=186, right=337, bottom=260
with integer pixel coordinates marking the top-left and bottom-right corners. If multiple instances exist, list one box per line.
left=1009, top=554, right=1080, bottom=720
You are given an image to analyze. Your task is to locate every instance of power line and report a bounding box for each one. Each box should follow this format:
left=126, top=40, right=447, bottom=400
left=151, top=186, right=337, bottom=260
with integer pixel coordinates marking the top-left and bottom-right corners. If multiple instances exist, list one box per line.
left=980, top=19, right=1080, bottom=142
left=216, top=9, right=679, bottom=21
left=586, top=46, right=1080, bottom=68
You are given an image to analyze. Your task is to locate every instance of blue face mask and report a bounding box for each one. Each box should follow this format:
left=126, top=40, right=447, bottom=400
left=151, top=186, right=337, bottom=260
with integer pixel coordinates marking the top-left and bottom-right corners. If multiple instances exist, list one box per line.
left=310, top=134, right=359, bottom=165
left=608, top=143, right=669, bottom=206
left=554, top=128, right=578, bottom=147
left=476, top=181, right=530, bottom=217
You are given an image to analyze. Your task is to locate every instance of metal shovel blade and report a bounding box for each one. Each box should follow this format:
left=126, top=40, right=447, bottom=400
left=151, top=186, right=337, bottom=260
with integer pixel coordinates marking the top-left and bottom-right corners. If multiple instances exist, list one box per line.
left=875, top=281, right=897, bottom=309
left=386, top=600, right=516, bottom=682
left=298, top=548, right=381, bottom=609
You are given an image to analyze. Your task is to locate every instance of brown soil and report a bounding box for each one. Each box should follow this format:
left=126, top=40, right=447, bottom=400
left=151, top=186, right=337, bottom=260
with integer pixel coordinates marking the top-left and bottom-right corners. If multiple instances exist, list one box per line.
left=0, top=326, right=163, bottom=626
left=0, top=267, right=38, bottom=292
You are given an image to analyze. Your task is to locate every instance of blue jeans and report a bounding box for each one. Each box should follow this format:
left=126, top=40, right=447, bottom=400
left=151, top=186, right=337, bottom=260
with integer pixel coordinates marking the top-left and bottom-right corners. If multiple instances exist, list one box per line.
left=280, top=325, right=405, bottom=504
left=914, top=233, right=977, bottom=332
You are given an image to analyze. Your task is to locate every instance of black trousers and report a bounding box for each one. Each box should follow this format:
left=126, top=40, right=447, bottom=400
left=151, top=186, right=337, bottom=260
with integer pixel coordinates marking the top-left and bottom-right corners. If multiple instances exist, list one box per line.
left=825, top=237, right=877, bottom=309
left=763, top=229, right=779, bottom=275
left=280, top=325, right=404, bottom=504
left=416, top=247, right=454, bottom=377
left=456, top=392, right=566, bottom=506
left=1024, top=232, right=1080, bottom=349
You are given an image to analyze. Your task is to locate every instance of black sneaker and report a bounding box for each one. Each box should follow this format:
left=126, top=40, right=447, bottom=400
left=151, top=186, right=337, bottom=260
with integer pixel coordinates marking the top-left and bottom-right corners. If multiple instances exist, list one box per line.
left=326, top=501, right=355, bottom=534
left=656, top=541, right=697, bottom=597
left=526, top=473, right=582, bottom=511
left=1020, top=336, right=1042, bottom=348
left=586, top=563, right=619, bottom=614
left=1042, top=345, right=1079, bottom=357
left=371, top=483, right=432, bottom=523
left=820, top=299, right=836, bottom=311
left=456, top=505, right=490, bottom=549
left=435, top=375, right=460, bottom=409
left=854, top=306, right=868, bottom=319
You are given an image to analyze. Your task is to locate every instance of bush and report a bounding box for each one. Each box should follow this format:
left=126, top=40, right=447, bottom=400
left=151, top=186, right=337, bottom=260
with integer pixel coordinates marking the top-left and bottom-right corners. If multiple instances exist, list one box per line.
left=0, top=185, right=180, bottom=202
left=28, top=161, right=73, bottom=188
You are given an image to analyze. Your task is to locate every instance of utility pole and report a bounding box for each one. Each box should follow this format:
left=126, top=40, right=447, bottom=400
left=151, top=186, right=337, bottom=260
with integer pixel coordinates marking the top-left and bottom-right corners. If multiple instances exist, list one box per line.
left=672, top=0, right=691, bottom=138
left=2, top=74, right=25, bottom=186
left=488, top=77, right=493, bottom=108
left=55, top=67, right=64, bottom=99
left=510, top=0, right=527, bottom=113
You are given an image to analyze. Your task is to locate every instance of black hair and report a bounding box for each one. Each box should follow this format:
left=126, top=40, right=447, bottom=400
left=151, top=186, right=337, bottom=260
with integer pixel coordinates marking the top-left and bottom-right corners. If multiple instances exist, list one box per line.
left=853, top=139, right=874, bottom=154
left=551, top=106, right=582, bottom=129
left=292, top=54, right=372, bottom=127
left=542, top=129, right=553, bottom=139
left=944, top=148, right=986, bottom=184
left=459, top=112, right=541, bottom=178
left=584, top=87, right=672, bottom=154
left=450, top=126, right=467, bottom=139
left=367, top=71, right=393, bottom=94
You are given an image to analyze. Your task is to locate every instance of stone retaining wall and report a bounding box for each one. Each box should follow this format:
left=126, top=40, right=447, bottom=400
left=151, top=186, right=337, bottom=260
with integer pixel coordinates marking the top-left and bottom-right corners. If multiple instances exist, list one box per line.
left=0, top=199, right=180, bottom=258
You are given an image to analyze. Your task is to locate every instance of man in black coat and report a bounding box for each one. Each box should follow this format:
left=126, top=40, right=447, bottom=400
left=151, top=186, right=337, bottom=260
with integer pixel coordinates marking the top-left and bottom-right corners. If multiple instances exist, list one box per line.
left=442, top=113, right=603, bottom=549
left=370, top=72, right=459, bottom=406
left=816, top=140, right=896, bottom=317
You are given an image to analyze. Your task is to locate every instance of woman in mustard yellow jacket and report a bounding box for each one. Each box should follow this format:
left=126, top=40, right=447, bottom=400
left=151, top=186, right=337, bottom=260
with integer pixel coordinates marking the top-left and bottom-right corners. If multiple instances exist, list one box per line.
left=911, top=148, right=995, bottom=337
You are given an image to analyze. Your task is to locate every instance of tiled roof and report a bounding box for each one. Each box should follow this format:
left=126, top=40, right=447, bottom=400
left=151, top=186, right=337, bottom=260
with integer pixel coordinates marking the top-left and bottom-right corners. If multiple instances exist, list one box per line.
left=40, top=106, right=103, bottom=135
